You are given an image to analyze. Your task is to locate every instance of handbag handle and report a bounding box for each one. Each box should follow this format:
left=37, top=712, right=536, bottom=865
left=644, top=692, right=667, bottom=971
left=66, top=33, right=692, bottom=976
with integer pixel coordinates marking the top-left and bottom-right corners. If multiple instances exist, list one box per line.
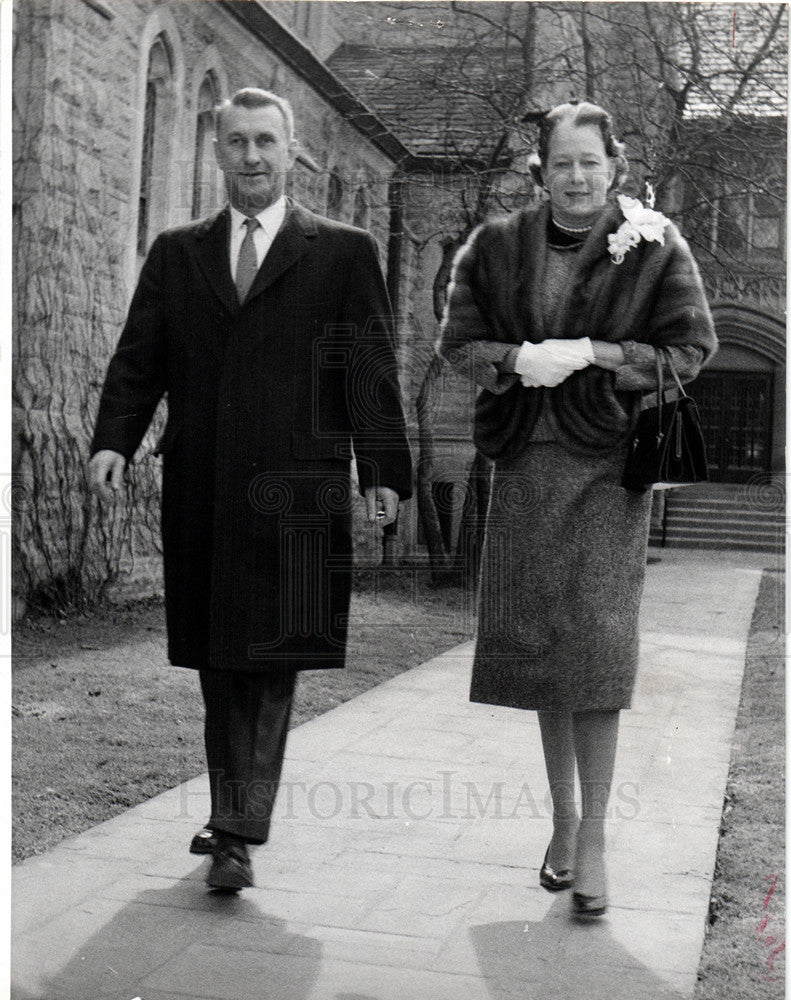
left=654, top=349, right=664, bottom=446
left=653, top=348, right=688, bottom=446
left=654, top=348, right=687, bottom=396
left=664, top=351, right=688, bottom=397
left=654, top=347, right=687, bottom=455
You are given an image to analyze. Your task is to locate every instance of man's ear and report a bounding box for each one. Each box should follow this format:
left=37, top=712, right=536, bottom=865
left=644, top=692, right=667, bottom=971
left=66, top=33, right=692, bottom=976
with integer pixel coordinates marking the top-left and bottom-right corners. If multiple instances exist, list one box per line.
left=287, top=138, right=299, bottom=166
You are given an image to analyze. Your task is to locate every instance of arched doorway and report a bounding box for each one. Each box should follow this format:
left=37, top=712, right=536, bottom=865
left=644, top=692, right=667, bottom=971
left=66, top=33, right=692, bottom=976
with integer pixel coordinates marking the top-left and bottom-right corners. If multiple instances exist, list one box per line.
left=694, top=304, right=785, bottom=483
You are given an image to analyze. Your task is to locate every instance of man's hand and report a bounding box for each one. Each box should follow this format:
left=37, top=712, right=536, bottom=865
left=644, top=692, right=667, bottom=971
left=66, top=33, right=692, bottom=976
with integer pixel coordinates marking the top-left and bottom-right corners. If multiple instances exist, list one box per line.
left=87, top=449, right=126, bottom=502
left=364, top=486, right=399, bottom=527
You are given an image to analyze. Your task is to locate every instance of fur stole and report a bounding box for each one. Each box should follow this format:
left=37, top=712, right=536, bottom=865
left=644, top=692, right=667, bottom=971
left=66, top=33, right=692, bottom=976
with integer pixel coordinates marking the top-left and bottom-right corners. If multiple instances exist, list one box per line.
left=442, top=196, right=716, bottom=458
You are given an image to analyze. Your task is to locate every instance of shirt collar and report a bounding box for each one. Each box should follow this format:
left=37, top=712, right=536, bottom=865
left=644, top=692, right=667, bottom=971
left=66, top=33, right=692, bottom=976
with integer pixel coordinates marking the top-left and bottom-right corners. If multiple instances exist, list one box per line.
left=229, top=196, right=287, bottom=236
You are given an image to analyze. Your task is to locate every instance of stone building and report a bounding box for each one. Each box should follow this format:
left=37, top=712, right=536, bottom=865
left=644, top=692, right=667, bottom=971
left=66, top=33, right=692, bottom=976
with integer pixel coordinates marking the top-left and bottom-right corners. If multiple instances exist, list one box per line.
left=676, top=35, right=786, bottom=486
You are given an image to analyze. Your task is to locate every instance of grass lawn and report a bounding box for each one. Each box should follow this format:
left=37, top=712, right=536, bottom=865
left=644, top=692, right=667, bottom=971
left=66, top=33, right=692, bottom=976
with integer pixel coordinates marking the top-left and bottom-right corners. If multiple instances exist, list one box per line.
left=12, top=569, right=473, bottom=861
left=694, top=568, right=785, bottom=997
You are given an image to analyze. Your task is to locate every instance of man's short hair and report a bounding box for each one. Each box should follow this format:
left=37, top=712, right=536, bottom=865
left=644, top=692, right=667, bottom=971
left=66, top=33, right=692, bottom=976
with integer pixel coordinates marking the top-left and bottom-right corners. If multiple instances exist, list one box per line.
left=214, top=88, right=295, bottom=141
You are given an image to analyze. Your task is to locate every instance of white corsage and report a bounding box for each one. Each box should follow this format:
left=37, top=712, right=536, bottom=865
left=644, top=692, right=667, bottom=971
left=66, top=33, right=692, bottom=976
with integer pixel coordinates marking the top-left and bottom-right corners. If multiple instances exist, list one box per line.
left=607, top=194, right=669, bottom=264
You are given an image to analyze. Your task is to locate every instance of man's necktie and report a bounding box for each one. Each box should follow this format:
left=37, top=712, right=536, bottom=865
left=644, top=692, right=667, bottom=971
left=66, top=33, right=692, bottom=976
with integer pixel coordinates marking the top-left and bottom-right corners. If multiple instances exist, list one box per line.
left=235, top=217, right=260, bottom=303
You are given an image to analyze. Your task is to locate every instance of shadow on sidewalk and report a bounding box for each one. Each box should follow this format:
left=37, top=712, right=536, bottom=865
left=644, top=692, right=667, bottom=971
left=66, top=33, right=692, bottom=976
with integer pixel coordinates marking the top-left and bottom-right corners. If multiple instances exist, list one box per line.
left=471, top=902, right=688, bottom=1000
left=12, top=877, right=322, bottom=1000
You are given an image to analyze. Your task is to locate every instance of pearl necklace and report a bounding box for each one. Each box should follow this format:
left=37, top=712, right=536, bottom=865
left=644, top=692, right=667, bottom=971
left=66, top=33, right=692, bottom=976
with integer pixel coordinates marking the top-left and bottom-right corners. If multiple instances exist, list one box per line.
left=551, top=216, right=594, bottom=235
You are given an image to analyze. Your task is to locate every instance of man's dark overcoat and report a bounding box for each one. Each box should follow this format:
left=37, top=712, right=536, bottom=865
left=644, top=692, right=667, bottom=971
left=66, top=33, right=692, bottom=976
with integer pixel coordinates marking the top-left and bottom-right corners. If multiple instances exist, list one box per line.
left=92, top=201, right=413, bottom=673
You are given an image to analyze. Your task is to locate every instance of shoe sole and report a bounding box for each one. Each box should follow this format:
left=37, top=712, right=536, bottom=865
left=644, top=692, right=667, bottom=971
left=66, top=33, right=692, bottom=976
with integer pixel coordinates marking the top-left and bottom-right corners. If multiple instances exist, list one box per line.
left=540, top=876, right=574, bottom=892
left=571, top=892, right=607, bottom=918
left=207, top=871, right=253, bottom=890
left=206, top=859, right=254, bottom=890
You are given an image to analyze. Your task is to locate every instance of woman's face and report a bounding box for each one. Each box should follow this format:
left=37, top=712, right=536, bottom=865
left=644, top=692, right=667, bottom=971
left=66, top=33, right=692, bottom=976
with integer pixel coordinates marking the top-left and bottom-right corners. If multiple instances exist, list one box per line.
left=544, top=121, right=616, bottom=226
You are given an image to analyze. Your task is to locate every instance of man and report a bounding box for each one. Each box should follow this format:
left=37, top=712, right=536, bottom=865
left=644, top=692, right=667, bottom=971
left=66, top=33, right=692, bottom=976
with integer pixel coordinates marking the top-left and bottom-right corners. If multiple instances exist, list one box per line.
left=88, top=88, right=412, bottom=891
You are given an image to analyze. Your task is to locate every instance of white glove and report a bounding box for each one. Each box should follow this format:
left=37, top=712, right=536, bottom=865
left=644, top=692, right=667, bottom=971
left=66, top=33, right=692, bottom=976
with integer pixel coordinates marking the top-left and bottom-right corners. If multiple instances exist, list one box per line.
left=514, top=338, right=595, bottom=387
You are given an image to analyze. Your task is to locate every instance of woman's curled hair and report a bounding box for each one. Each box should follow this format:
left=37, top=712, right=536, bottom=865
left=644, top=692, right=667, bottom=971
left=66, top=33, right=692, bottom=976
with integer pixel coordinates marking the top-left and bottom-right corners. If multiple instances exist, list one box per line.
left=527, top=101, right=629, bottom=191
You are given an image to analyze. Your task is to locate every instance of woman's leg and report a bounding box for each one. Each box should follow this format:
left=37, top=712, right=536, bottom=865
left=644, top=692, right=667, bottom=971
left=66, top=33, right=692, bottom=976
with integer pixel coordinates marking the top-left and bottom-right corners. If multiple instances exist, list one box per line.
left=571, top=709, right=620, bottom=898
left=537, top=710, right=579, bottom=870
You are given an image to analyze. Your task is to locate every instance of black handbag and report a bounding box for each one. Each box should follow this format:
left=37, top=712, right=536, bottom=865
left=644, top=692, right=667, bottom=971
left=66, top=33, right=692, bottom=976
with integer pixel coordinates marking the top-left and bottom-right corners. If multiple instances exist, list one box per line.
left=622, top=349, right=709, bottom=492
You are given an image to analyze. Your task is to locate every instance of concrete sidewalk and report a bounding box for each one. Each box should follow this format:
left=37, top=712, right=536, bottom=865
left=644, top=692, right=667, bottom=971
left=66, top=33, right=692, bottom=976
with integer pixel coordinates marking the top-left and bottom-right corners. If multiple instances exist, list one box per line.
left=12, top=550, right=777, bottom=1000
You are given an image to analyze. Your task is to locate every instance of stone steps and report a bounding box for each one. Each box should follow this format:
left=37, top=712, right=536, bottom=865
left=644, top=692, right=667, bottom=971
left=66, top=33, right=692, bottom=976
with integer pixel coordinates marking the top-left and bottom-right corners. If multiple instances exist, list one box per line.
left=649, top=484, right=786, bottom=553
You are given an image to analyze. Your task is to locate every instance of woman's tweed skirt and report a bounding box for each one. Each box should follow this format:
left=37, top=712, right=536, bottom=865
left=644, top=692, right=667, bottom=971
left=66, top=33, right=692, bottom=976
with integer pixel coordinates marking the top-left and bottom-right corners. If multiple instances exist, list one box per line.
left=470, top=441, right=653, bottom=711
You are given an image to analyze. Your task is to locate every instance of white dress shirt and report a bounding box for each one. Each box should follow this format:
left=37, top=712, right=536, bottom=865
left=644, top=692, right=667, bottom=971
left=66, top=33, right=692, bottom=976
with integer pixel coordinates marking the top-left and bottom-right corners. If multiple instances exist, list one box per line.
left=229, top=196, right=288, bottom=281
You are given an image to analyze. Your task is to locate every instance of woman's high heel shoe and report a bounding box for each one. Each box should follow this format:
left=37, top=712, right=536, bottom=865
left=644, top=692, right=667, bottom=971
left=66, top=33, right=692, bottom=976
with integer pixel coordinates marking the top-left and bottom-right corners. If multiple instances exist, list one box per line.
left=571, top=835, right=607, bottom=916
left=571, top=890, right=607, bottom=918
left=539, top=847, right=574, bottom=892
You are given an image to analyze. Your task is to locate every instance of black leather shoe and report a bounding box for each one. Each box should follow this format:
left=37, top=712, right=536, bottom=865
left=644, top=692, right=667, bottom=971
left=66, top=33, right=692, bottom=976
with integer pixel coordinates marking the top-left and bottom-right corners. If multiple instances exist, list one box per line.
left=540, top=847, right=574, bottom=892
left=571, top=890, right=607, bottom=918
left=189, top=826, right=218, bottom=855
left=206, top=836, right=254, bottom=891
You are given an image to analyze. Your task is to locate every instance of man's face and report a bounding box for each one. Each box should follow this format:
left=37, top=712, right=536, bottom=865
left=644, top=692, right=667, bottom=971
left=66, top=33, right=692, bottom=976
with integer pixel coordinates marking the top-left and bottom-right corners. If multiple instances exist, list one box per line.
left=214, top=104, right=297, bottom=214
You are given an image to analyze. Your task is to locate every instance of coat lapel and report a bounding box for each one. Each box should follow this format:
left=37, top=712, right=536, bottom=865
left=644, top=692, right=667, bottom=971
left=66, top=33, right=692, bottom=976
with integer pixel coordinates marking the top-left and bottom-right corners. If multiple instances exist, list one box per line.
left=190, top=201, right=318, bottom=315
left=243, top=200, right=317, bottom=306
left=191, top=207, right=239, bottom=316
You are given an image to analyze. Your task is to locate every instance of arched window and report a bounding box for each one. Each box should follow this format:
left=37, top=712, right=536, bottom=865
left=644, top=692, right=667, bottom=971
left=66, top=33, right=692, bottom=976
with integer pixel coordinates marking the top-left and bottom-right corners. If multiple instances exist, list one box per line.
left=352, top=186, right=370, bottom=229
left=192, top=73, right=219, bottom=219
left=137, top=35, right=174, bottom=257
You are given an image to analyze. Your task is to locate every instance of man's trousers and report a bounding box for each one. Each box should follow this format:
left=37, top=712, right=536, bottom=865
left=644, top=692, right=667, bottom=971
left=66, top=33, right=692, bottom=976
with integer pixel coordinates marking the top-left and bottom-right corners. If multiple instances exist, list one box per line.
left=199, top=668, right=297, bottom=844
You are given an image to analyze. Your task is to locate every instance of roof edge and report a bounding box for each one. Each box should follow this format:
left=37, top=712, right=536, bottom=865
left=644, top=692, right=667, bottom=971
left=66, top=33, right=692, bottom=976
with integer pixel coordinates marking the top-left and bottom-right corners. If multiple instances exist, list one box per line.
left=220, top=3, right=511, bottom=173
left=219, top=0, right=413, bottom=165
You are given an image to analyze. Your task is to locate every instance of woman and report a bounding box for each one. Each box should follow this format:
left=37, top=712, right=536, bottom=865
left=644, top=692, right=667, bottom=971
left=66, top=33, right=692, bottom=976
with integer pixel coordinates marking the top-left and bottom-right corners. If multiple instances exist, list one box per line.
left=438, top=102, right=717, bottom=918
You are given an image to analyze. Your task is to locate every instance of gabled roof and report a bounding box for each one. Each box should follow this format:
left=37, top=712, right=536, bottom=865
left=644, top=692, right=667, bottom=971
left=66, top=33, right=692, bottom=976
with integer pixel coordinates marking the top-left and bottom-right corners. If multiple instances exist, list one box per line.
left=326, top=42, right=523, bottom=160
